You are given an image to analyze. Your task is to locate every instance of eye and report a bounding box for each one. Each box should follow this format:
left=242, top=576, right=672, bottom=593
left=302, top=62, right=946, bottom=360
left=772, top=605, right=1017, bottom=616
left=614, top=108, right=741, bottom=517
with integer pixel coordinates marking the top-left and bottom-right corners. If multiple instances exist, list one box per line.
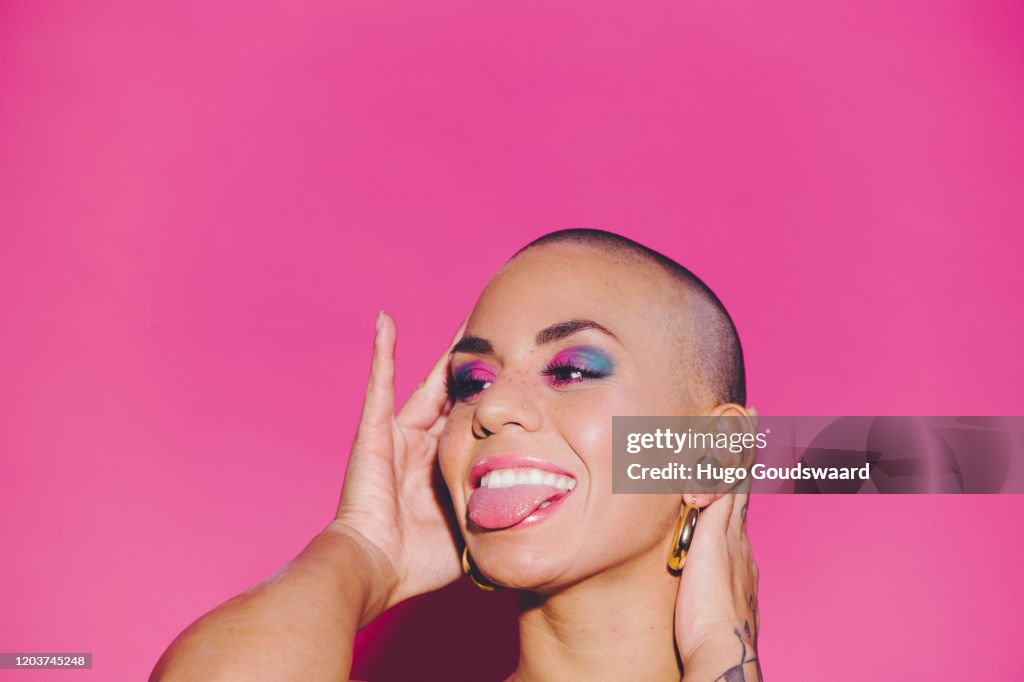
left=542, top=361, right=605, bottom=386
left=542, top=360, right=610, bottom=386
left=542, top=346, right=615, bottom=387
left=447, top=362, right=495, bottom=403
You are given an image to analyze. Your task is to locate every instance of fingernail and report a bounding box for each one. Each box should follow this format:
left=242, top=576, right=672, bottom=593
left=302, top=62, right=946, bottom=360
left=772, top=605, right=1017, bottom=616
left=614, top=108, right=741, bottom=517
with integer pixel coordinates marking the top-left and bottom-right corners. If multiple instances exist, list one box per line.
left=376, top=309, right=384, bottom=331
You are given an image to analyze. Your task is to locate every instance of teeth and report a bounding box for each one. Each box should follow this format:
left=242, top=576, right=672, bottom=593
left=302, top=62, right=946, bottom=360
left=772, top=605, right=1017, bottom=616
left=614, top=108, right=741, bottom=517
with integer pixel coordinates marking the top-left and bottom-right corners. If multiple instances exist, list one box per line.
left=478, top=467, right=576, bottom=491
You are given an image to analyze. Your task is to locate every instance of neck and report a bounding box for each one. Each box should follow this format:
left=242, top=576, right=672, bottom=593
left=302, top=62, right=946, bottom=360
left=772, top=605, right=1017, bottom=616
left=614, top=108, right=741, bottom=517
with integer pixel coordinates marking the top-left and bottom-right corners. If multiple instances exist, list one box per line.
left=507, top=551, right=682, bottom=682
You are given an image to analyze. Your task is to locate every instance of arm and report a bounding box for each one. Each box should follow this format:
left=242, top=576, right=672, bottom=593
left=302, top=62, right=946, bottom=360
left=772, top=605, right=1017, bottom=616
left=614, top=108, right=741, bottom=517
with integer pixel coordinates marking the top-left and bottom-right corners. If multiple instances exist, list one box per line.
left=675, top=491, right=762, bottom=682
left=151, top=312, right=466, bottom=681
left=150, top=524, right=393, bottom=681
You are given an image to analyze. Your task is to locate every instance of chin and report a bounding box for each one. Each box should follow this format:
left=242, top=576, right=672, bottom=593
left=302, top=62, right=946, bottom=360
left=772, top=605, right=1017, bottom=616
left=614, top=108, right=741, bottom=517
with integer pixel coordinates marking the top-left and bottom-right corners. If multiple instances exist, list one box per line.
left=473, top=542, right=578, bottom=592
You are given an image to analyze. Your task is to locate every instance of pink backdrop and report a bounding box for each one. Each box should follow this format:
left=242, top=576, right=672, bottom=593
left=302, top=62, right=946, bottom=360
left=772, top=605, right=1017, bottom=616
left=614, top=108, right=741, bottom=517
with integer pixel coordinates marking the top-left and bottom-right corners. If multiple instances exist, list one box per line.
left=2, top=1, right=1023, bottom=680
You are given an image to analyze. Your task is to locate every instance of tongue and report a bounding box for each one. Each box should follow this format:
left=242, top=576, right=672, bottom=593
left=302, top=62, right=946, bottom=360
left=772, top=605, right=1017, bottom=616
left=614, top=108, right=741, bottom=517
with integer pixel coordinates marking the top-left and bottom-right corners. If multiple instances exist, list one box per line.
left=468, top=484, right=567, bottom=530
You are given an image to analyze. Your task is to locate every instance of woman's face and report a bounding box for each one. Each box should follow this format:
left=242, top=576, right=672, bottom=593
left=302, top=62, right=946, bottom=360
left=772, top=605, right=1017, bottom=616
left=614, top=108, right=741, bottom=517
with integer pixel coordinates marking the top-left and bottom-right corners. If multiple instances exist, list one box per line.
left=438, top=242, right=708, bottom=591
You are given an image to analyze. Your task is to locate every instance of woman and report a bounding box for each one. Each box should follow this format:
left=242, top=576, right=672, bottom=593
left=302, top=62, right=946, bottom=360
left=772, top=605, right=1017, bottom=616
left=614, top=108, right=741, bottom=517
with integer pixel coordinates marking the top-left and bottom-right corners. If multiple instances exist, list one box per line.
left=151, top=229, right=762, bottom=681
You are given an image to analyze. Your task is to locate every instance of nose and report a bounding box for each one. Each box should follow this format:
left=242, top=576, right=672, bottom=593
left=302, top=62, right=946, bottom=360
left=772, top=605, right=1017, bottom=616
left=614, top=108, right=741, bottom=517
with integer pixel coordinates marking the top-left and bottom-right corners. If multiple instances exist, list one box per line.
left=472, top=370, right=542, bottom=437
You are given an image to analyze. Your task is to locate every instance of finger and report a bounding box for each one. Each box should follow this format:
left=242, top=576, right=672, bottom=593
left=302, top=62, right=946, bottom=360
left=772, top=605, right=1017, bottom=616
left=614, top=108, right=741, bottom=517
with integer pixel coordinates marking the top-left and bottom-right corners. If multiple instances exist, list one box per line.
left=752, top=579, right=760, bottom=645
left=747, top=591, right=758, bottom=645
left=692, top=493, right=734, bottom=548
left=396, top=315, right=469, bottom=430
left=729, top=490, right=750, bottom=541
left=357, top=311, right=396, bottom=440
left=395, top=315, right=468, bottom=429
left=741, top=490, right=750, bottom=531
left=426, top=413, right=448, bottom=440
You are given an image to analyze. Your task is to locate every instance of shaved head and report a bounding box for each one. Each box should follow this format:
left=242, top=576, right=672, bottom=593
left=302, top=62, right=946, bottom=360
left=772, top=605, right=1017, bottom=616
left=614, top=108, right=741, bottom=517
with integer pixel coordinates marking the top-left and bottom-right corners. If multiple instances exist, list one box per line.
left=510, top=228, right=746, bottom=408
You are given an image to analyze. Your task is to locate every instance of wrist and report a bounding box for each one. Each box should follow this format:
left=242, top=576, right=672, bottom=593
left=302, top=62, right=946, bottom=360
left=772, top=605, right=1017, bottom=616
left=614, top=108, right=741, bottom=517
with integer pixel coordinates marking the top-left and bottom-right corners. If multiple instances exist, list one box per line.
left=681, top=624, right=760, bottom=682
left=311, top=521, right=401, bottom=628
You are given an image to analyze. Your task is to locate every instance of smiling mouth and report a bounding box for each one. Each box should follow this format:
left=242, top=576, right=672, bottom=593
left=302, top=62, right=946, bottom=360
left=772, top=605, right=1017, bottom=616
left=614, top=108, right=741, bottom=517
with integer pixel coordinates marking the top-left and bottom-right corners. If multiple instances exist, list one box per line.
left=477, top=467, right=576, bottom=492
left=468, top=467, right=577, bottom=530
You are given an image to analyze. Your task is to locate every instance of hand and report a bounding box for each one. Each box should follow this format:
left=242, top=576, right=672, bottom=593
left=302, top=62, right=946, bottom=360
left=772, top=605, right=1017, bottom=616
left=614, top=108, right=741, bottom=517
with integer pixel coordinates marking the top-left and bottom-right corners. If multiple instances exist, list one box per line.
left=330, top=311, right=467, bottom=620
left=674, top=489, right=761, bottom=681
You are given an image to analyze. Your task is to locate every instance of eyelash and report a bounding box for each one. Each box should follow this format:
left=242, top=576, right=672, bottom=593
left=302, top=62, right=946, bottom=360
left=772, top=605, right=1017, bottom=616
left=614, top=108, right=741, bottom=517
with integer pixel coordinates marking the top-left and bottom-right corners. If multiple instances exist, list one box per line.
left=542, top=359, right=608, bottom=386
left=446, top=371, right=490, bottom=403
left=446, top=358, right=609, bottom=403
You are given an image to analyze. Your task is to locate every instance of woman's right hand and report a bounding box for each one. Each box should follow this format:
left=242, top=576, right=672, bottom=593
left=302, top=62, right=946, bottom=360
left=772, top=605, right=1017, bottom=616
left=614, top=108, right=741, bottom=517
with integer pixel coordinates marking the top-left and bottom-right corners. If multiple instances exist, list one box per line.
left=328, top=311, right=467, bottom=625
left=149, top=312, right=467, bottom=681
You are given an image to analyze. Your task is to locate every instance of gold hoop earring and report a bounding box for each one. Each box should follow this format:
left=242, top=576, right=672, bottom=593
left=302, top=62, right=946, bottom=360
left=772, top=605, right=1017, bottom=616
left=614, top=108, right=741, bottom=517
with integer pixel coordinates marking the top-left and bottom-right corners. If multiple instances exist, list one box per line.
left=668, top=497, right=700, bottom=572
left=462, top=546, right=500, bottom=592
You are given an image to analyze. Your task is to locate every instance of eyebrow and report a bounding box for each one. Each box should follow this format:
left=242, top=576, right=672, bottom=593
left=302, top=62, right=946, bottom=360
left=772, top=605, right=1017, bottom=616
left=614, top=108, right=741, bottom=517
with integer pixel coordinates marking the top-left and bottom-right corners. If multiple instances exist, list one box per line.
left=450, top=319, right=619, bottom=356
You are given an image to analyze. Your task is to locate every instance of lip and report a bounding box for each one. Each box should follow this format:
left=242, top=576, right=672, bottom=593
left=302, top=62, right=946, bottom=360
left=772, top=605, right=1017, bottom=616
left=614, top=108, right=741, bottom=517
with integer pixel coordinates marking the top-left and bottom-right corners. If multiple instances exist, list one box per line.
left=511, top=488, right=574, bottom=530
left=469, top=453, right=576, bottom=489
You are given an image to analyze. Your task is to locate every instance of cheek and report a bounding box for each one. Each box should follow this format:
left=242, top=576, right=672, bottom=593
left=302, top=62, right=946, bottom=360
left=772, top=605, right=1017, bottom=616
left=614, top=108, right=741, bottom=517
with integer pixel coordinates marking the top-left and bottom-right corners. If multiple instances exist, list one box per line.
left=438, top=408, right=474, bottom=493
left=553, top=389, right=677, bottom=537
left=552, top=384, right=651, bottom=464
left=549, top=391, right=617, bottom=480
left=601, top=495, right=679, bottom=547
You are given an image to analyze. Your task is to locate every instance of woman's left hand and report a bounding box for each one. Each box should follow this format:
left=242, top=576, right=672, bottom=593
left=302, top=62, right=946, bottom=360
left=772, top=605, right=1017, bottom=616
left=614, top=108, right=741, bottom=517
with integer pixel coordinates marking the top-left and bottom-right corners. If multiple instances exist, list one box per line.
left=673, top=489, right=761, bottom=681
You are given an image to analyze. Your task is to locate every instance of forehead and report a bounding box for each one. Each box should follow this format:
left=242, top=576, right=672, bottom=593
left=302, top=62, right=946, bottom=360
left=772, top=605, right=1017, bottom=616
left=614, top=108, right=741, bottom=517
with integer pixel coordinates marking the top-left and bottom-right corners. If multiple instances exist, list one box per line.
left=466, top=243, right=682, bottom=351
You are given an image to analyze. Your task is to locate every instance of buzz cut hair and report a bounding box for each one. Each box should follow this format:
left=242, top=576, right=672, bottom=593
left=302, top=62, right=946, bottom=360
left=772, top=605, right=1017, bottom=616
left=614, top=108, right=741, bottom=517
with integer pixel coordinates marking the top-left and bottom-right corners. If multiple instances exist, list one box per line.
left=511, top=228, right=746, bottom=407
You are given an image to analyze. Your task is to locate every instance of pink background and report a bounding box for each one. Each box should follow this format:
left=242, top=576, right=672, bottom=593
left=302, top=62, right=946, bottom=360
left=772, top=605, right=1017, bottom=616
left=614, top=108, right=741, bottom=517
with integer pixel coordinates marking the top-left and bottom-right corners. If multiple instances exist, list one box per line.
left=2, top=1, right=1023, bottom=680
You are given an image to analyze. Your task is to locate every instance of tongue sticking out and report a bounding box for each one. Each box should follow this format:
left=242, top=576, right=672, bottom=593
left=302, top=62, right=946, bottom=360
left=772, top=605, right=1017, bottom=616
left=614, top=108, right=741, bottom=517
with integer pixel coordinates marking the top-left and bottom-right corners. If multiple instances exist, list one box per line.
left=468, top=484, right=569, bottom=530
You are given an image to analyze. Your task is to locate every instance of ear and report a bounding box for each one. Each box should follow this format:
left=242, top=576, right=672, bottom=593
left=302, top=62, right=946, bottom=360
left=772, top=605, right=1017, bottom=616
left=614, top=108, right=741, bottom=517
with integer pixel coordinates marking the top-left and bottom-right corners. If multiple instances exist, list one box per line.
left=683, top=402, right=759, bottom=502
left=708, top=402, right=759, bottom=469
